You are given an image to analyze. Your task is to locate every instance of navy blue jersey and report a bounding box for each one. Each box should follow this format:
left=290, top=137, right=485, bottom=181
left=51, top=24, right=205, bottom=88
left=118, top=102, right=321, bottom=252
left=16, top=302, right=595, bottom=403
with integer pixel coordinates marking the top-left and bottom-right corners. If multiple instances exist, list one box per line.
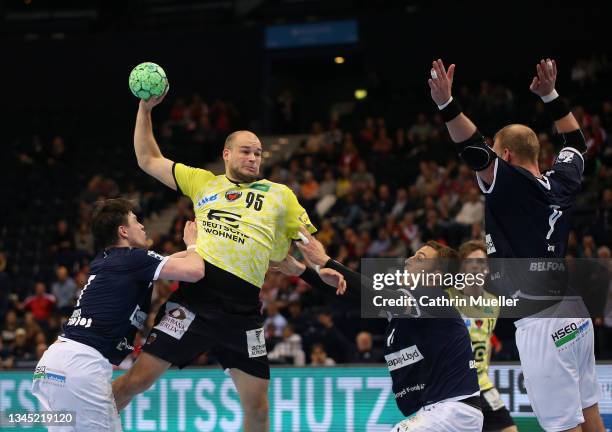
left=305, top=260, right=480, bottom=416
left=384, top=293, right=480, bottom=416
left=62, top=247, right=167, bottom=365
left=478, top=146, right=584, bottom=259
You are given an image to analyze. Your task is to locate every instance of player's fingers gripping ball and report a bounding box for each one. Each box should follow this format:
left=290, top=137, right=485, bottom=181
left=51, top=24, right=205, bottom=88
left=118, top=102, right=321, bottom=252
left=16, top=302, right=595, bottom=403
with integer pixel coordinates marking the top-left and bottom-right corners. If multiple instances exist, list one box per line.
left=129, top=62, right=168, bottom=100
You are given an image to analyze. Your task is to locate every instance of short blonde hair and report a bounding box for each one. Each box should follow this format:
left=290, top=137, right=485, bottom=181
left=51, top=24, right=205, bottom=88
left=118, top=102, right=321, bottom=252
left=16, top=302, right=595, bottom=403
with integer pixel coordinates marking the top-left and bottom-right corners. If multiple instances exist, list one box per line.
left=494, top=124, right=539, bottom=163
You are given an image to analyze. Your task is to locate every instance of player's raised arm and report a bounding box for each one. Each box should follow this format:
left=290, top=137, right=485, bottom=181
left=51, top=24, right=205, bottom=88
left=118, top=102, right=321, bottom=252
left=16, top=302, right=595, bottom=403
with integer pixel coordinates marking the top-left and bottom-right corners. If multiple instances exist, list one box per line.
left=428, top=59, right=497, bottom=184
left=134, top=89, right=176, bottom=190
left=529, top=58, right=585, bottom=150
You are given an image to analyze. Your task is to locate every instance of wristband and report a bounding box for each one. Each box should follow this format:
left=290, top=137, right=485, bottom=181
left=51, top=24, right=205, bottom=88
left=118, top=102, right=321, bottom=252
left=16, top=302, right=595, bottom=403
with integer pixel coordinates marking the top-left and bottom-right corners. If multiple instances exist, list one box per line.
left=541, top=89, right=559, bottom=103
left=186, top=245, right=197, bottom=251
left=438, top=98, right=463, bottom=123
left=300, top=266, right=320, bottom=286
left=314, top=265, right=321, bottom=274
left=543, top=93, right=570, bottom=121
left=437, top=96, right=453, bottom=110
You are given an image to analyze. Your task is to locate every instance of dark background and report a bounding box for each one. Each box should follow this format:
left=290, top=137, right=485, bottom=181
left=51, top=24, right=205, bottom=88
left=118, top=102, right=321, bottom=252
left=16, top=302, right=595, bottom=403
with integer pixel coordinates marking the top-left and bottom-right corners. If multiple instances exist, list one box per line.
left=1, top=1, right=610, bottom=138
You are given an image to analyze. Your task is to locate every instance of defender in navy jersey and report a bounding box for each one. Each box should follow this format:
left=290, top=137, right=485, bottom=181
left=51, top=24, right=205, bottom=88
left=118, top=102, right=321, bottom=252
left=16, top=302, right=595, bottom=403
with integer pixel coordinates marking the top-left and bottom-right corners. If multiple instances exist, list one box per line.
left=429, top=59, right=604, bottom=431
left=276, top=229, right=483, bottom=431
left=31, top=199, right=204, bottom=431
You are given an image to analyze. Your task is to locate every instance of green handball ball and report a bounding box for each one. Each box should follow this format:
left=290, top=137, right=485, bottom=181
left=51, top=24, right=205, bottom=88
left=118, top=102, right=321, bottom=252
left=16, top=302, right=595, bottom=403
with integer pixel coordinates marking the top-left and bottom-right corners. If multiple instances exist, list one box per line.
left=129, top=62, right=168, bottom=100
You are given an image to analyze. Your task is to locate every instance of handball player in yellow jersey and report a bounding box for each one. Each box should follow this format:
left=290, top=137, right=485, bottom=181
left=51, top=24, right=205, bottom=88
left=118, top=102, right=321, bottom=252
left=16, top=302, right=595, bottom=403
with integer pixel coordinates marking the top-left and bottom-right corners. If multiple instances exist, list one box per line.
left=112, top=89, right=345, bottom=431
left=447, top=240, right=517, bottom=432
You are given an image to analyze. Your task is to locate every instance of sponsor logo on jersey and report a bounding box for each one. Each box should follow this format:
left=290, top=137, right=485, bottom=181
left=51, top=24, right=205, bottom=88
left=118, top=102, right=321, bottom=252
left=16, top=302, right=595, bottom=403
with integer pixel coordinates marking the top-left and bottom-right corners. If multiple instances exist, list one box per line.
left=551, top=320, right=589, bottom=348
left=394, top=383, right=426, bottom=399
left=386, top=328, right=396, bottom=347
left=475, top=319, right=483, bottom=328
left=249, top=183, right=270, bottom=192
left=469, top=360, right=477, bottom=369
left=154, top=302, right=196, bottom=340
left=146, top=332, right=157, bottom=345
left=67, top=308, right=92, bottom=328
left=529, top=261, right=566, bottom=271
left=169, top=308, right=187, bottom=320
left=246, top=328, right=267, bottom=358
left=485, top=234, right=496, bottom=255
left=384, top=345, right=424, bottom=371
left=225, top=190, right=242, bottom=201
left=130, top=304, right=147, bottom=330
left=557, top=150, right=575, bottom=163
left=196, top=193, right=218, bottom=208
left=33, top=366, right=66, bottom=387
left=116, top=337, right=135, bottom=351
left=298, top=211, right=313, bottom=228
left=147, top=250, right=165, bottom=261
left=207, top=209, right=241, bottom=229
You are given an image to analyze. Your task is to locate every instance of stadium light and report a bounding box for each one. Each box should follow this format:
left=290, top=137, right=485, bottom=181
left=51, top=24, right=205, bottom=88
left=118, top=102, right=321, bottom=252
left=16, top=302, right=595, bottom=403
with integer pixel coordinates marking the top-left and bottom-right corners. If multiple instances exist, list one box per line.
left=354, top=89, right=367, bottom=100
left=334, top=56, right=345, bottom=64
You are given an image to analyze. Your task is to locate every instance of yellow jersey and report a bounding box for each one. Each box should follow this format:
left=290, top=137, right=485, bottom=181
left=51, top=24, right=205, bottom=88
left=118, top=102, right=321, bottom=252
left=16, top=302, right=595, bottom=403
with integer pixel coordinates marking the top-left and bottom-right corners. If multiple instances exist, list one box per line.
left=173, top=163, right=316, bottom=288
left=446, top=287, right=499, bottom=391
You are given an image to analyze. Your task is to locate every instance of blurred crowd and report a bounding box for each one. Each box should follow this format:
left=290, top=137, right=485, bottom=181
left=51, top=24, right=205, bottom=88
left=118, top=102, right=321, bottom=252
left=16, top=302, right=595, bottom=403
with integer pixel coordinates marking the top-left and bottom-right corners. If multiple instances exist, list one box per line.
left=1, top=62, right=611, bottom=371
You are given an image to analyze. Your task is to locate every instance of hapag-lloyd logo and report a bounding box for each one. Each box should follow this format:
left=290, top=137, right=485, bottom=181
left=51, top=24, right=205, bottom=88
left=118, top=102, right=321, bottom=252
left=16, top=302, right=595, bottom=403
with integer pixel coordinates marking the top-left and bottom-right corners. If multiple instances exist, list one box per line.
left=384, top=345, right=424, bottom=371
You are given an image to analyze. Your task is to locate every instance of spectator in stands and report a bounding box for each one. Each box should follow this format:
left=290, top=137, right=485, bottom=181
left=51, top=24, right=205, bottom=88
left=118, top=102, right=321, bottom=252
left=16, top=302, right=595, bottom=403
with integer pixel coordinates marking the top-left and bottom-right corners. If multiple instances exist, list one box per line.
left=36, top=342, right=48, bottom=361
left=595, top=188, right=612, bottom=246
left=408, top=113, right=433, bottom=142
left=307, top=311, right=352, bottom=364
left=1, top=310, right=19, bottom=347
left=351, top=331, right=384, bottom=363
left=351, top=161, right=376, bottom=192
left=367, top=228, right=391, bottom=257
left=455, top=187, right=485, bottom=226
left=268, top=324, right=306, bottom=366
left=20, top=282, right=55, bottom=325
left=74, top=221, right=94, bottom=256
left=51, top=266, right=78, bottom=315
left=8, top=328, right=34, bottom=363
left=300, top=171, right=320, bottom=211
left=0, top=251, right=9, bottom=321
left=23, top=311, right=42, bottom=345
left=264, top=301, right=287, bottom=339
left=310, top=343, right=335, bottom=366
left=391, top=188, right=409, bottom=218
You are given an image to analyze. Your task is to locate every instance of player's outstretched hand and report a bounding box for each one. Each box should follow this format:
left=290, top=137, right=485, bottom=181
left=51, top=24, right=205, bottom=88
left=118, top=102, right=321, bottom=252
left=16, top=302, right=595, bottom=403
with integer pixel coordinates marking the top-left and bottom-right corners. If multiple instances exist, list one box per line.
left=270, top=254, right=305, bottom=276
left=139, top=84, right=169, bottom=112
left=183, top=220, right=198, bottom=248
left=296, top=227, right=331, bottom=267
left=319, top=269, right=347, bottom=295
left=428, top=59, right=455, bottom=106
left=530, top=58, right=557, bottom=97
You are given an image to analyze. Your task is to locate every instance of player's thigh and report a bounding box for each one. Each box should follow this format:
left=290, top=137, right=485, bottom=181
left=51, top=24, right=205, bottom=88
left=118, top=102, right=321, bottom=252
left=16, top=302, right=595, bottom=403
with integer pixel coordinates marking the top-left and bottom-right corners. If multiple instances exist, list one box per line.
left=32, top=344, right=120, bottom=431
left=211, top=310, right=270, bottom=381
left=229, top=368, right=269, bottom=412
left=142, top=301, right=212, bottom=368
left=577, top=319, right=602, bottom=410
left=391, top=401, right=483, bottom=432
left=120, top=351, right=171, bottom=391
left=582, top=403, right=605, bottom=432
left=516, top=320, right=584, bottom=430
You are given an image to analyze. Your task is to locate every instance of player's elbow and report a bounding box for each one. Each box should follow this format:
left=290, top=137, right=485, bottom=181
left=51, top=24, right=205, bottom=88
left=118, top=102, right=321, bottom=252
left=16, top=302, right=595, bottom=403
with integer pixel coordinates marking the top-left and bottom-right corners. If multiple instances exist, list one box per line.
left=184, top=260, right=205, bottom=282
left=136, top=155, right=154, bottom=173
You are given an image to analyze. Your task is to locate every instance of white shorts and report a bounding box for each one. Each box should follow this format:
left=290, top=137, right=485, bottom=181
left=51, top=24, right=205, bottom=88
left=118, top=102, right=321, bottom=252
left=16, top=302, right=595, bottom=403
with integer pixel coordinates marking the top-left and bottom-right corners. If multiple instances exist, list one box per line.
left=516, top=306, right=601, bottom=431
left=390, top=399, right=483, bottom=432
left=31, top=337, right=122, bottom=432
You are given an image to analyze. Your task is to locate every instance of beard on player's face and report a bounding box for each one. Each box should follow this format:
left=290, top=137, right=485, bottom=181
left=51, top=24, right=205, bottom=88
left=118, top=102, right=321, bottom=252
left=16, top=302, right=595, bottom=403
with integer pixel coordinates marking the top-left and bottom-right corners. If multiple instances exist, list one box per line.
left=227, top=163, right=259, bottom=183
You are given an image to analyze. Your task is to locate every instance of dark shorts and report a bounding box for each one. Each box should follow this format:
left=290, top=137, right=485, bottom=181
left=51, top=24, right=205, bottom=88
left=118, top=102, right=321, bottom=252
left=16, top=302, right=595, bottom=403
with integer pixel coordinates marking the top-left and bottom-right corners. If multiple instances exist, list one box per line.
left=143, top=302, right=269, bottom=380
left=481, top=387, right=516, bottom=431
